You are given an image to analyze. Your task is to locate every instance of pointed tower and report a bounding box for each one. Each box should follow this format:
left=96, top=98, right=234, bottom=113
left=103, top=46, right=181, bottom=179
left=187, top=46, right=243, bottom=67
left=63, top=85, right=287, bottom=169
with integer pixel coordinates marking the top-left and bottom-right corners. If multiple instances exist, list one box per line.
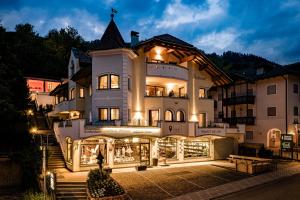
left=96, top=16, right=127, bottom=50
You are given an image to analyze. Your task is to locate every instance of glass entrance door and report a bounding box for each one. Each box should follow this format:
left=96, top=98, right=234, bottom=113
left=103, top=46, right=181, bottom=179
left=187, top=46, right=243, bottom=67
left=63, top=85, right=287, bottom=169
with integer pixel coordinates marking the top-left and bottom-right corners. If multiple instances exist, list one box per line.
left=140, top=143, right=150, bottom=165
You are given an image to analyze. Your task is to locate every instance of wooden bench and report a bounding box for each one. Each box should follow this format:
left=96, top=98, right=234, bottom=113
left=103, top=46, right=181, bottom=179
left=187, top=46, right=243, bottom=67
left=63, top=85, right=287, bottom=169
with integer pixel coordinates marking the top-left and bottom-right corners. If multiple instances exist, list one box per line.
left=228, top=155, right=276, bottom=174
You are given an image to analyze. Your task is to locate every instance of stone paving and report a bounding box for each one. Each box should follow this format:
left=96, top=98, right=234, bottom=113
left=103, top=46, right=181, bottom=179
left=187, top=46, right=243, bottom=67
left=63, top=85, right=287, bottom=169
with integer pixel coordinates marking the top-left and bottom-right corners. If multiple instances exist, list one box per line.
left=171, top=161, right=300, bottom=200
left=111, top=164, right=252, bottom=200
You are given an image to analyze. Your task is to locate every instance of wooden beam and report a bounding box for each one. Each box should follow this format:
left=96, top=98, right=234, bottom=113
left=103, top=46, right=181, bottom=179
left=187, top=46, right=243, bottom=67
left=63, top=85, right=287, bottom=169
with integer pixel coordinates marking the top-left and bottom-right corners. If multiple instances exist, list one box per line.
left=179, top=55, right=195, bottom=63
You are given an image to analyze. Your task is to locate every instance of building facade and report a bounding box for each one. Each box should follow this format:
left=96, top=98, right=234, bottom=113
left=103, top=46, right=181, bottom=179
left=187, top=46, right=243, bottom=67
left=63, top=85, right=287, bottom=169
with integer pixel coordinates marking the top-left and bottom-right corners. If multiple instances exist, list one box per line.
left=50, top=17, right=245, bottom=171
left=210, top=65, right=300, bottom=150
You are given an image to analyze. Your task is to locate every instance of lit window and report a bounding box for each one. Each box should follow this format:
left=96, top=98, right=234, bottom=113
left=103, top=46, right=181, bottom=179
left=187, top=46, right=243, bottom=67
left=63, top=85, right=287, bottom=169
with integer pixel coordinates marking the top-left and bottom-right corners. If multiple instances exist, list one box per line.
left=48, top=83, right=52, bottom=91
left=176, top=111, right=185, bottom=122
left=98, top=75, right=108, bottom=89
left=99, top=108, right=108, bottom=121
left=110, top=74, right=120, bottom=89
left=199, top=88, right=205, bottom=98
left=110, top=108, right=120, bottom=120
left=70, top=88, right=75, bottom=100
left=79, top=88, right=84, bottom=98
left=89, top=84, right=92, bottom=96
left=165, top=110, right=173, bottom=121
left=66, top=137, right=72, bottom=163
left=199, top=113, right=206, bottom=127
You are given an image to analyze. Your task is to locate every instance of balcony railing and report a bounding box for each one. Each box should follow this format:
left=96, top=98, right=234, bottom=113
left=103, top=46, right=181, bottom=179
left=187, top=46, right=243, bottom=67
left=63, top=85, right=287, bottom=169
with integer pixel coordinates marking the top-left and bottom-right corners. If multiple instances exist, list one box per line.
left=223, top=95, right=255, bottom=106
left=146, top=62, right=188, bottom=80
left=223, top=117, right=255, bottom=125
left=145, top=93, right=188, bottom=99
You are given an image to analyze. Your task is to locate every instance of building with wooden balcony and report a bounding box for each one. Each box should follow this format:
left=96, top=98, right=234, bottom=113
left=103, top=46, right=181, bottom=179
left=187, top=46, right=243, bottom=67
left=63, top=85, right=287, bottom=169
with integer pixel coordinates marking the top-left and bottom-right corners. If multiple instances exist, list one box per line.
left=49, top=15, right=245, bottom=171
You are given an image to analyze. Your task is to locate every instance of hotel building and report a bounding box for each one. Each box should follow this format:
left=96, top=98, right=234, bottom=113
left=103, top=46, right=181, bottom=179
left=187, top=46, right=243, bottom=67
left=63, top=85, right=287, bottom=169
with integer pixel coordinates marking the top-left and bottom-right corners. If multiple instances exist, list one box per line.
left=209, top=64, right=300, bottom=151
left=50, top=17, right=245, bottom=171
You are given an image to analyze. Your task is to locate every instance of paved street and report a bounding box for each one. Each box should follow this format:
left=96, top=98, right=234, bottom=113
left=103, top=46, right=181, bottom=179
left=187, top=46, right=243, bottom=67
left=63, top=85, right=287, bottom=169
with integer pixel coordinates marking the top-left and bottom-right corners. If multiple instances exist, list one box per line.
left=111, top=164, right=251, bottom=200
left=217, top=173, right=300, bottom=200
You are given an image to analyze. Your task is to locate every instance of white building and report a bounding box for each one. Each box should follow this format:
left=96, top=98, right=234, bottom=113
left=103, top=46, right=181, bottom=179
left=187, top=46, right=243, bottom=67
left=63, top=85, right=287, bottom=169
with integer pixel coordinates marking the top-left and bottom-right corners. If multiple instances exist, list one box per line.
left=50, top=17, right=245, bottom=171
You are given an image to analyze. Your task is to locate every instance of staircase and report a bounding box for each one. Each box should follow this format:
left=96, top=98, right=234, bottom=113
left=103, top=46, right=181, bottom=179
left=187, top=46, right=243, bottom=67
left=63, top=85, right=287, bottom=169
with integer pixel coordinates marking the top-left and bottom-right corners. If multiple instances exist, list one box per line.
left=47, top=145, right=66, bottom=170
left=55, top=182, right=87, bottom=200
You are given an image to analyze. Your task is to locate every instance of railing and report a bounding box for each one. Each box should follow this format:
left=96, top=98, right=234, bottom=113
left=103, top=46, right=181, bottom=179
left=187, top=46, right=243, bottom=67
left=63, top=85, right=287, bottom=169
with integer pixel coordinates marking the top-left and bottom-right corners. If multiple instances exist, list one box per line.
left=146, top=62, right=188, bottom=80
left=223, top=117, right=255, bottom=125
left=145, top=93, right=188, bottom=99
left=223, top=95, right=255, bottom=106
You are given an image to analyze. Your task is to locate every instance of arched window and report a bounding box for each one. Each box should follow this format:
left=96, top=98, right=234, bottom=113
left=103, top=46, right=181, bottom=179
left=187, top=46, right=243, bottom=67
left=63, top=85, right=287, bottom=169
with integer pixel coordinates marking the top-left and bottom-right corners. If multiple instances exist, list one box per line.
left=176, top=111, right=185, bottom=122
left=98, top=75, right=108, bottom=89
left=66, top=137, right=73, bottom=163
left=165, top=110, right=173, bottom=121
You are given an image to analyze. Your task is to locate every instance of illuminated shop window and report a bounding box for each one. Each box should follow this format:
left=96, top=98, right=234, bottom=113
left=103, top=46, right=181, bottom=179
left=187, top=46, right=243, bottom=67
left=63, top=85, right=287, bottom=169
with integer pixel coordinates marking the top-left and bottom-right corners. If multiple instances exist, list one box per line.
left=199, top=88, right=205, bottom=98
left=114, top=138, right=150, bottom=165
left=158, top=137, right=177, bottom=159
left=79, top=88, right=84, bottom=98
left=99, top=108, right=108, bottom=121
left=80, top=140, right=106, bottom=165
left=110, top=108, right=120, bottom=120
left=176, top=111, right=185, bottom=122
left=66, top=137, right=73, bottom=163
left=184, top=140, right=210, bottom=158
left=110, top=74, right=120, bottom=89
left=98, top=75, right=108, bottom=89
left=165, top=110, right=173, bottom=121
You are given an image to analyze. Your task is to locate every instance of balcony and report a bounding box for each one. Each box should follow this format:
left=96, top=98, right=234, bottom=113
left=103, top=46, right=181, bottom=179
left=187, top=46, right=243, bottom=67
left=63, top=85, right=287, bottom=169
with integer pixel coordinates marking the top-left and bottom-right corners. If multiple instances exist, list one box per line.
left=146, top=62, right=188, bottom=81
left=223, top=95, right=255, bottom=106
left=145, top=93, right=188, bottom=99
left=223, top=117, right=255, bottom=125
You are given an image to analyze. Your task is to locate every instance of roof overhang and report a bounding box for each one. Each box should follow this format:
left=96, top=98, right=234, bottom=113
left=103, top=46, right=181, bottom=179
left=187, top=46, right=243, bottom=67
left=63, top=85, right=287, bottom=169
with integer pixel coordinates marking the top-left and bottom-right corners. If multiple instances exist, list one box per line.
left=88, top=48, right=137, bottom=59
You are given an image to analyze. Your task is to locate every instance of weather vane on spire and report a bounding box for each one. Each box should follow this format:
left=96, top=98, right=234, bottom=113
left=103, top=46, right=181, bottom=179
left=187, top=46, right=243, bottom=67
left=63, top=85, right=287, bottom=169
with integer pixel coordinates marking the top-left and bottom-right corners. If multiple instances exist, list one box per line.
left=111, top=8, right=117, bottom=19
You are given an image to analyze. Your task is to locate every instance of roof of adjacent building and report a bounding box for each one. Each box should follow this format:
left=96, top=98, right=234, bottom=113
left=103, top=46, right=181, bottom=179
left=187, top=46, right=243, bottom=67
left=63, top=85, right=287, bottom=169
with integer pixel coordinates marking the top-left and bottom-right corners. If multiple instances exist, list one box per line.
left=92, top=19, right=128, bottom=50
left=71, top=48, right=91, bottom=64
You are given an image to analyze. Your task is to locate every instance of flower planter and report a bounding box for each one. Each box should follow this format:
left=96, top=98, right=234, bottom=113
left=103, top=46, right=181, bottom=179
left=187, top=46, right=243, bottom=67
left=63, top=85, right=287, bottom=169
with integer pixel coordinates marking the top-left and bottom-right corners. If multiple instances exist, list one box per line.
left=135, top=165, right=147, bottom=171
left=87, top=187, right=129, bottom=200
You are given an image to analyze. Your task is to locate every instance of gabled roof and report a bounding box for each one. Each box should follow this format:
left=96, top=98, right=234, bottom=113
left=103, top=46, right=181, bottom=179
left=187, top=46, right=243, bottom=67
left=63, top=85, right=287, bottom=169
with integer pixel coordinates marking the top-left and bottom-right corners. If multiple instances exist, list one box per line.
left=93, top=19, right=127, bottom=50
left=71, top=48, right=91, bottom=64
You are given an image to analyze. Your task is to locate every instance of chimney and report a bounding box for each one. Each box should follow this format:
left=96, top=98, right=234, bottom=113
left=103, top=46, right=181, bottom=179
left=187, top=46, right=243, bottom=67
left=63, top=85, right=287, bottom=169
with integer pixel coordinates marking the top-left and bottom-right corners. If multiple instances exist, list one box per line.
left=131, top=31, right=139, bottom=47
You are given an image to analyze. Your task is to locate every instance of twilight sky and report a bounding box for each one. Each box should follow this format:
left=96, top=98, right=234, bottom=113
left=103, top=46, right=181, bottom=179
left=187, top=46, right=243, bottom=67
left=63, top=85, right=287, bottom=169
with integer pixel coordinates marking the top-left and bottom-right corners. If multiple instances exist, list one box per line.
left=1, top=0, right=300, bottom=64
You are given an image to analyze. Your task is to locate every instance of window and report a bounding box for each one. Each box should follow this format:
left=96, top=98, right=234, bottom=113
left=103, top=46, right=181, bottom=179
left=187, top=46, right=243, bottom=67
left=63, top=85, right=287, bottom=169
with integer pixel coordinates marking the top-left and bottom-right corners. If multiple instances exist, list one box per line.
left=149, top=110, right=159, bottom=126
left=231, top=110, right=236, bottom=117
left=128, top=109, right=131, bottom=122
left=110, top=74, right=120, bottom=89
left=176, top=111, right=185, bottom=122
left=294, top=106, right=298, bottom=116
left=66, top=137, right=73, bottom=163
left=267, top=85, right=276, bottom=95
left=79, top=88, right=84, bottom=98
left=199, top=113, right=206, bottom=127
left=110, top=108, right=120, bottom=120
left=98, top=75, right=108, bottom=89
left=165, top=110, right=173, bottom=121
left=294, top=84, right=298, bottom=94
left=70, top=88, right=75, bottom=100
left=98, top=108, right=108, bottom=121
left=89, top=84, right=92, bottom=96
left=247, top=109, right=254, bottom=117
left=267, top=107, right=276, bottom=116
left=246, top=131, right=253, bottom=140
left=128, top=77, right=131, bottom=91
left=158, top=137, right=177, bottom=159
left=199, top=88, right=205, bottom=98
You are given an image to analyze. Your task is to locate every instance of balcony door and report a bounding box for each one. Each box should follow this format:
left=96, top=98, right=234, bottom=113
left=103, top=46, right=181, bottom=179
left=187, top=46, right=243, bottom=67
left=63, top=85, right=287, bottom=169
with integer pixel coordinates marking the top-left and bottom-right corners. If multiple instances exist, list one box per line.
left=149, top=110, right=159, bottom=126
left=198, top=113, right=206, bottom=128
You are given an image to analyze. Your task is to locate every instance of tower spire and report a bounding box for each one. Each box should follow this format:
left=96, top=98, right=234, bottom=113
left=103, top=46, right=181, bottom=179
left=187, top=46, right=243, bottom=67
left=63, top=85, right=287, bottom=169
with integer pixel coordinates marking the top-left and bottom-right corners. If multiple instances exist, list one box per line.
left=111, top=8, right=117, bottom=19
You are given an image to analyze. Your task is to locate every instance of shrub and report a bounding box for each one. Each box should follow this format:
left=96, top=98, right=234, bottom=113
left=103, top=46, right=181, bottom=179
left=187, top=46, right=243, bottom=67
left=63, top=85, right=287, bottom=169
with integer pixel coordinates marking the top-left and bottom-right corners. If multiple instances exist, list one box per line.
left=87, top=169, right=124, bottom=198
left=24, top=191, right=51, bottom=200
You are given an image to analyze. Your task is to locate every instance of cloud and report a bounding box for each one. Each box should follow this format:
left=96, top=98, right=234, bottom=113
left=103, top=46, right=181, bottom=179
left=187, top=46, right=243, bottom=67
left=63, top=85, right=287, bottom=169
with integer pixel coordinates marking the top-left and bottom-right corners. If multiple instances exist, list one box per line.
left=155, top=0, right=227, bottom=29
left=0, top=7, right=105, bottom=40
left=195, top=28, right=242, bottom=54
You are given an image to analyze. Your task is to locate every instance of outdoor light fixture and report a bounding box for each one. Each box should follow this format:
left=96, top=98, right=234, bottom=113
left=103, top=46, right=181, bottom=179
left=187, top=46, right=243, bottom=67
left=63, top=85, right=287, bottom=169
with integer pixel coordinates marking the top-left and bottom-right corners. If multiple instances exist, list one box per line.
left=30, top=127, right=37, bottom=134
left=190, top=114, right=198, bottom=122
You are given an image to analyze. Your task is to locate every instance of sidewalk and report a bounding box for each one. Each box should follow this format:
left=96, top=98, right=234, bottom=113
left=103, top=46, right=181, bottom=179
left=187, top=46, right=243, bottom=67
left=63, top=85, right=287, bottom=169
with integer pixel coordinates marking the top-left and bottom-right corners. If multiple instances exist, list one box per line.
left=170, top=161, right=300, bottom=200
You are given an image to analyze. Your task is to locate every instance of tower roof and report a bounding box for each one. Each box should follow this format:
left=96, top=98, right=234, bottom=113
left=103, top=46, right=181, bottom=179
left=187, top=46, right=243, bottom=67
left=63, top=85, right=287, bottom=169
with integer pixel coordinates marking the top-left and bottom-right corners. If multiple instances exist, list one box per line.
left=95, top=18, right=127, bottom=50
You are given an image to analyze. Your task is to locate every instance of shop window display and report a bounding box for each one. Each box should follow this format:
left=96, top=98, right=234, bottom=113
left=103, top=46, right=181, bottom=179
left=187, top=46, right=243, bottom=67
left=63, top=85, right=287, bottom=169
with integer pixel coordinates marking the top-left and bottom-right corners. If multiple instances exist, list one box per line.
left=158, top=137, right=177, bottom=159
left=80, top=140, right=107, bottom=165
left=114, top=138, right=150, bottom=165
left=184, top=140, right=210, bottom=158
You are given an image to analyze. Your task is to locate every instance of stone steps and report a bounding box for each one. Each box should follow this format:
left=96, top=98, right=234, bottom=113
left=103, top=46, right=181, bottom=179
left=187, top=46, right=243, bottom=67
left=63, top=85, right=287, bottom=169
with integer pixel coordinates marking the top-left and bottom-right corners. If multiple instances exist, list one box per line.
left=56, top=182, right=87, bottom=200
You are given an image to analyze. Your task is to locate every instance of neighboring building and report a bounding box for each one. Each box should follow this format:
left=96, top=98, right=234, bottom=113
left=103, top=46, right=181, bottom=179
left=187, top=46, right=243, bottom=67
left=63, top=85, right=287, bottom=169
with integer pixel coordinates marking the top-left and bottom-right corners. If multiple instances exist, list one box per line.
left=209, top=64, right=300, bottom=150
left=50, top=16, right=245, bottom=171
left=26, top=77, right=61, bottom=108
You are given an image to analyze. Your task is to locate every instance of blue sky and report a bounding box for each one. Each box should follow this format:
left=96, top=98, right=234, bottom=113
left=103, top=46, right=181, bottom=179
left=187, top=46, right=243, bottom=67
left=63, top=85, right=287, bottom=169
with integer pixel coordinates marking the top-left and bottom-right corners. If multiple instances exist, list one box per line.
left=1, top=0, right=300, bottom=64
